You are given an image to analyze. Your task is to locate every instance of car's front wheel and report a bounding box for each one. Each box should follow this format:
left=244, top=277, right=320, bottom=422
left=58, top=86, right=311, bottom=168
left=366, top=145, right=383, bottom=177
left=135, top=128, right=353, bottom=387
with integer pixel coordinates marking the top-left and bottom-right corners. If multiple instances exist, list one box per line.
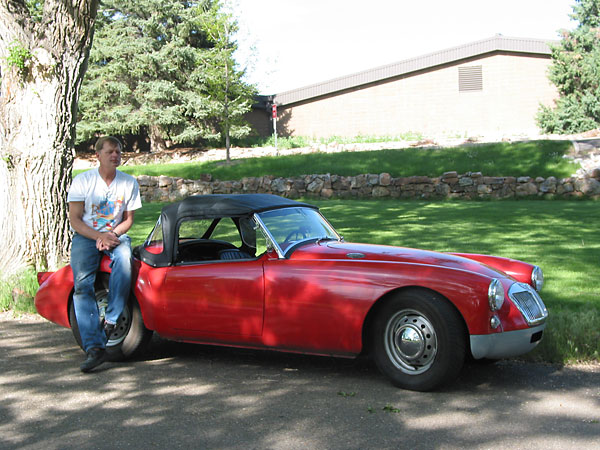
left=69, top=273, right=152, bottom=361
left=371, top=289, right=466, bottom=391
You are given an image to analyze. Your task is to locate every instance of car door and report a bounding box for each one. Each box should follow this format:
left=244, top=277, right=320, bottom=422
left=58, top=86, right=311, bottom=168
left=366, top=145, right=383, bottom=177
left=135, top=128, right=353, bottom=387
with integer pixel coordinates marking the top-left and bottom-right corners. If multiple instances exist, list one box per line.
left=160, top=217, right=264, bottom=339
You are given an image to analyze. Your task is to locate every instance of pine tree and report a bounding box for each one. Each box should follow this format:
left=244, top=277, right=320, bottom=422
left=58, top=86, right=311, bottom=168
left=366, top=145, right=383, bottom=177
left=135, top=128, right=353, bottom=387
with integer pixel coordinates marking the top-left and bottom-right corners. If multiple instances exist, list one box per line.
left=200, top=1, right=256, bottom=162
left=538, top=0, right=600, bottom=134
left=77, top=0, right=255, bottom=153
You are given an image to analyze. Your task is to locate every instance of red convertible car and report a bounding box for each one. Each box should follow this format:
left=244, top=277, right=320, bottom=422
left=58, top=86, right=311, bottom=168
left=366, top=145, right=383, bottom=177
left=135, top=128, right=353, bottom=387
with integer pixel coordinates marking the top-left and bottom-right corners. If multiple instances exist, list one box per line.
left=35, top=194, right=548, bottom=391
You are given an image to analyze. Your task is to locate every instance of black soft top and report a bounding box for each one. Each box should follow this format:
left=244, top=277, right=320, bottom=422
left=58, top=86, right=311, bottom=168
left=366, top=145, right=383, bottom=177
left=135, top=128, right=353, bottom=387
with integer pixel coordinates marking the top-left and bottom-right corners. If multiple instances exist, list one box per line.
left=138, top=194, right=317, bottom=267
left=161, top=193, right=316, bottom=220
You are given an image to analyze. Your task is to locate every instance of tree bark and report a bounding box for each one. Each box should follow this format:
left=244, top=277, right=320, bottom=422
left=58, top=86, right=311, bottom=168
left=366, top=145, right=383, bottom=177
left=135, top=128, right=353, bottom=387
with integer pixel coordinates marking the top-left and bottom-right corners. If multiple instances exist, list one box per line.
left=0, top=0, right=98, bottom=273
left=148, top=124, right=167, bottom=153
left=224, top=50, right=231, bottom=163
left=225, top=125, right=231, bottom=163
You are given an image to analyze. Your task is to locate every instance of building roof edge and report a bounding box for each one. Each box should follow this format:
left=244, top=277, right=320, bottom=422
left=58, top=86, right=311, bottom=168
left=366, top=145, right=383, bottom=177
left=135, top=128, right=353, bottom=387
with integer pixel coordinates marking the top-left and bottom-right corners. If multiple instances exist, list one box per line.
left=273, top=35, right=556, bottom=106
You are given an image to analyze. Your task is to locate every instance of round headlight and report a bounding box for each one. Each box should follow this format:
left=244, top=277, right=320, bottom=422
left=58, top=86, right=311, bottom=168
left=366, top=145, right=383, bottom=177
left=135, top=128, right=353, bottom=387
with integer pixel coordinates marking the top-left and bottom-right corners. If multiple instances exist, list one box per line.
left=531, top=266, right=544, bottom=292
left=488, top=279, right=504, bottom=311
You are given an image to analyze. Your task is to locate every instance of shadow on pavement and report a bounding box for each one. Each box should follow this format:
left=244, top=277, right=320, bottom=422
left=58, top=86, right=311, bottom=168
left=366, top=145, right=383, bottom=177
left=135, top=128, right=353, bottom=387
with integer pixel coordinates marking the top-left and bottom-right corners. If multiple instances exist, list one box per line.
left=1, top=317, right=599, bottom=450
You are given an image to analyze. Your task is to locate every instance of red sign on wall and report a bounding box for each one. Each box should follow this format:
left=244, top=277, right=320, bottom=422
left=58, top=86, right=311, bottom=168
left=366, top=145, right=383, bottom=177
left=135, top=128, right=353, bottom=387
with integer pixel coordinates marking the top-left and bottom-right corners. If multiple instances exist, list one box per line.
left=272, top=104, right=277, bottom=119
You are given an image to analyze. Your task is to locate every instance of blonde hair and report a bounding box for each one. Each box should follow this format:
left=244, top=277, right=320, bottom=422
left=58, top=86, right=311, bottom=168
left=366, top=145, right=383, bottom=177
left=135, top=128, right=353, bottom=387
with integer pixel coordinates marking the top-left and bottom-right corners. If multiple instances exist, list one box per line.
left=94, top=136, right=123, bottom=153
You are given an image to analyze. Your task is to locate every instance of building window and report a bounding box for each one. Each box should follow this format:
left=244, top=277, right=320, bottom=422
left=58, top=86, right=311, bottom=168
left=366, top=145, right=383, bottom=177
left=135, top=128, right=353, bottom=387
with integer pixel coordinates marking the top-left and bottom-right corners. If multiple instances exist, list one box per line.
left=458, top=65, right=483, bottom=92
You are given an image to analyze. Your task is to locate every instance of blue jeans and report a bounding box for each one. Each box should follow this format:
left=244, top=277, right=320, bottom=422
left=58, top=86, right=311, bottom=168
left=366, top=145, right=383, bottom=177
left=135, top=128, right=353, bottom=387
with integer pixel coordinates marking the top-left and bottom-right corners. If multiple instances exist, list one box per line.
left=71, top=233, right=132, bottom=352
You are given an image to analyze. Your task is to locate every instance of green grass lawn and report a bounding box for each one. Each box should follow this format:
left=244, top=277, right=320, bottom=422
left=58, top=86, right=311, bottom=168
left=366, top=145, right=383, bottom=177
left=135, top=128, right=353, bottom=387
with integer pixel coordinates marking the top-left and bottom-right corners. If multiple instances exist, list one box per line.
left=5, top=139, right=597, bottom=363
left=319, top=198, right=600, bottom=363
left=127, top=198, right=599, bottom=363
left=239, top=132, right=425, bottom=149
left=3, top=198, right=597, bottom=363
left=79, top=140, right=578, bottom=180
left=130, top=198, right=599, bottom=308
left=315, top=199, right=598, bottom=308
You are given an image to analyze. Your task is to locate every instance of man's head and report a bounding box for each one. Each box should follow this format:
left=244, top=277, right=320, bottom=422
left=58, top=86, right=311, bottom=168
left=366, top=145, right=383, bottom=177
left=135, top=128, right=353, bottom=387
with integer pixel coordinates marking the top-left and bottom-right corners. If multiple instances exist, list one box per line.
left=95, top=136, right=123, bottom=170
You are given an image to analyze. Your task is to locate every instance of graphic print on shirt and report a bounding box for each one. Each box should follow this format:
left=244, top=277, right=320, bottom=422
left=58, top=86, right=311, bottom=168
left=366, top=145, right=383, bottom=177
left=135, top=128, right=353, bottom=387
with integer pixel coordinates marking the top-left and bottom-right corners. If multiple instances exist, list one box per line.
left=91, top=196, right=124, bottom=231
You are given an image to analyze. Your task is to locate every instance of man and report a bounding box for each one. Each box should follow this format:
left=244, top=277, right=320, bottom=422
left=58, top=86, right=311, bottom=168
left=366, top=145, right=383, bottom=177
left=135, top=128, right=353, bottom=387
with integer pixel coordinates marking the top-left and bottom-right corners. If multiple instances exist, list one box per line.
left=68, top=136, right=142, bottom=372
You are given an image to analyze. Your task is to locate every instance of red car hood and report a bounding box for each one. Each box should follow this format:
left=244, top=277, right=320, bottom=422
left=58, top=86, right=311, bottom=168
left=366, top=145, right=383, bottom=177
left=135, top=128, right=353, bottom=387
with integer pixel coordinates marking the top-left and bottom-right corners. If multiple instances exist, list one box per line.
left=290, top=241, right=508, bottom=280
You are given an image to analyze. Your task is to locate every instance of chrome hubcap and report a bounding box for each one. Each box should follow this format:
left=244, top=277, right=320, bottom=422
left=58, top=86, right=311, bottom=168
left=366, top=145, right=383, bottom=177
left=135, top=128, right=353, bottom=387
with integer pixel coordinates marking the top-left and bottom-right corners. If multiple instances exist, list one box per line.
left=397, top=326, right=425, bottom=360
left=384, top=309, right=438, bottom=375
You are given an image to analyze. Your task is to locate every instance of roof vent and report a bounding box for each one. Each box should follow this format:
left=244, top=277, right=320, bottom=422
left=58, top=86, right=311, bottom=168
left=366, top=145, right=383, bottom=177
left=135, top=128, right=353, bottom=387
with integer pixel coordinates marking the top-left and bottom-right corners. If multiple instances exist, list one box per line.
left=458, top=65, right=483, bottom=92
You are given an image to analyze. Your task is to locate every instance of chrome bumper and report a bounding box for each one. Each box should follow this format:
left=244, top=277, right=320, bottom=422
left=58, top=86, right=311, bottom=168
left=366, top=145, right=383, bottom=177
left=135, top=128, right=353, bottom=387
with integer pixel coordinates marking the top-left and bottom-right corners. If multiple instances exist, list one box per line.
left=470, top=323, right=546, bottom=360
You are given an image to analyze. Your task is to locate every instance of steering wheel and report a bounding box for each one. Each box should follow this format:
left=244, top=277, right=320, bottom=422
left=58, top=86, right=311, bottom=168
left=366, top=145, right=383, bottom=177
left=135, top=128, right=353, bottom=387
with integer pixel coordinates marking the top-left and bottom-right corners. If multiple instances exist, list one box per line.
left=283, top=227, right=309, bottom=243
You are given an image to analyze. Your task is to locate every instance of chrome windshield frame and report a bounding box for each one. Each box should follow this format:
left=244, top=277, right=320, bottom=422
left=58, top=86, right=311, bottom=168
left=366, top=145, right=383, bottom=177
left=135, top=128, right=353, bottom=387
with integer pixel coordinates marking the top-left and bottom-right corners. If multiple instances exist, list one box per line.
left=319, top=215, right=343, bottom=242
left=252, top=207, right=341, bottom=259
left=253, top=212, right=285, bottom=258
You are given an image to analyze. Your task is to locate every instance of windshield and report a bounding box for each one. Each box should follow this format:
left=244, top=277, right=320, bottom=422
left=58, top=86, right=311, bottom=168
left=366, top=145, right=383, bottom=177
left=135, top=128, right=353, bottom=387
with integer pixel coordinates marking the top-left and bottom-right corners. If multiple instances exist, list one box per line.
left=257, top=207, right=339, bottom=255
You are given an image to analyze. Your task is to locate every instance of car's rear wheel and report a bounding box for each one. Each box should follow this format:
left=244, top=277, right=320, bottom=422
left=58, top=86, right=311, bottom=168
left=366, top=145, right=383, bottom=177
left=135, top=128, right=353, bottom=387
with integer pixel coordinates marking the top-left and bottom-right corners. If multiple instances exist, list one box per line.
left=69, top=273, right=152, bottom=361
left=371, top=289, right=466, bottom=391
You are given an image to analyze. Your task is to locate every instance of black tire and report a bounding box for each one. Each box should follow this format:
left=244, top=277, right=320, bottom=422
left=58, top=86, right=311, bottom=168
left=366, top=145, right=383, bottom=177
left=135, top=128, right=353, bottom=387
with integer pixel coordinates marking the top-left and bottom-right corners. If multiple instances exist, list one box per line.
left=69, top=273, right=152, bottom=361
left=371, top=289, right=466, bottom=391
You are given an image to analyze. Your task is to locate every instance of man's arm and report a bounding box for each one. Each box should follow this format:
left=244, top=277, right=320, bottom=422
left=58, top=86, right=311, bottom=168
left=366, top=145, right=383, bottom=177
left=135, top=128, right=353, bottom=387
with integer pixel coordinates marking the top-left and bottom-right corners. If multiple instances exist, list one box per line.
left=68, top=202, right=121, bottom=249
left=112, top=210, right=135, bottom=237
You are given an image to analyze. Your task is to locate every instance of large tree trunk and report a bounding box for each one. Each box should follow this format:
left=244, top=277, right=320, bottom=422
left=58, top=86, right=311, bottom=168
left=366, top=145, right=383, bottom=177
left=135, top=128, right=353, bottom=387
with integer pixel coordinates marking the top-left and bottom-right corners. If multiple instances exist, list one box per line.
left=0, top=0, right=98, bottom=273
left=224, top=122, right=231, bottom=163
left=148, top=124, right=168, bottom=153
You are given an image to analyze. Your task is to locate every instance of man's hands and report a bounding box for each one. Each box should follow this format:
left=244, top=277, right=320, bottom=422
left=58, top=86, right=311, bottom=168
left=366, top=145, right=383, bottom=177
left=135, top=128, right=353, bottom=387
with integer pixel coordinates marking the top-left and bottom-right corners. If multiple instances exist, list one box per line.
left=96, top=231, right=120, bottom=251
left=69, top=202, right=134, bottom=251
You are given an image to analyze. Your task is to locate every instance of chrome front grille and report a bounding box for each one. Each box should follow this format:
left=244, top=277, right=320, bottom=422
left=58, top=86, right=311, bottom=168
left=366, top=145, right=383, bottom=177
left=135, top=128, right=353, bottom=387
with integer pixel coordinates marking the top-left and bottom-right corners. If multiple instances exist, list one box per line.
left=508, top=283, right=548, bottom=326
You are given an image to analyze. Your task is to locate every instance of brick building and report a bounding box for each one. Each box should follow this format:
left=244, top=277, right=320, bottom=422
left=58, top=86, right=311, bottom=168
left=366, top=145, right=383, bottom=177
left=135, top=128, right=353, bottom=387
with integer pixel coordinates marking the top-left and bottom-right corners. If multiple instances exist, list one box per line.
left=247, top=36, right=558, bottom=139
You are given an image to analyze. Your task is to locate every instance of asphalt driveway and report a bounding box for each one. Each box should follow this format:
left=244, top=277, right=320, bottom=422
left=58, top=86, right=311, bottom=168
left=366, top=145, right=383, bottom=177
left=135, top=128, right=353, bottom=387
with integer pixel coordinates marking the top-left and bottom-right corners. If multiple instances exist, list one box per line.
left=1, top=313, right=598, bottom=450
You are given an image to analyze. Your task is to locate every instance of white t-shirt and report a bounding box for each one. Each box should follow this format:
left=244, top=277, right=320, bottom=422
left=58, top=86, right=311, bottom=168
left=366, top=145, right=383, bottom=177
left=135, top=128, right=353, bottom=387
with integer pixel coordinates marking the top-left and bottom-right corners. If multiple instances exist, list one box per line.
left=68, top=168, right=142, bottom=232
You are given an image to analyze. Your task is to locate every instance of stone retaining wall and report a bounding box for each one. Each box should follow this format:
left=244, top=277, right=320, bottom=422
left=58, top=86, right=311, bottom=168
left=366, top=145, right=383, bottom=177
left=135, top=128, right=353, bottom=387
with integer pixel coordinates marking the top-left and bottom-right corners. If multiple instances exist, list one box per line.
left=137, top=171, right=600, bottom=202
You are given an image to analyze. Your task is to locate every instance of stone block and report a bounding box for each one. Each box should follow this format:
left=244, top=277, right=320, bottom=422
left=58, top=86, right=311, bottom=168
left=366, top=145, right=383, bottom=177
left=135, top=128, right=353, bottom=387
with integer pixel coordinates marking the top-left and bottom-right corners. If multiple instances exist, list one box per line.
left=367, top=174, right=379, bottom=185
left=477, top=184, right=493, bottom=195
left=575, top=178, right=600, bottom=195
left=516, top=182, right=538, bottom=196
left=321, top=188, right=334, bottom=198
left=271, top=178, right=287, bottom=192
left=379, top=173, right=392, bottom=186
left=540, top=176, right=557, bottom=193
left=351, top=174, right=367, bottom=189
left=435, top=183, right=450, bottom=196
left=442, top=171, right=458, bottom=180
left=372, top=186, right=390, bottom=197
left=158, top=176, right=173, bottom=188
left=307, top=178, right=324, bottom=193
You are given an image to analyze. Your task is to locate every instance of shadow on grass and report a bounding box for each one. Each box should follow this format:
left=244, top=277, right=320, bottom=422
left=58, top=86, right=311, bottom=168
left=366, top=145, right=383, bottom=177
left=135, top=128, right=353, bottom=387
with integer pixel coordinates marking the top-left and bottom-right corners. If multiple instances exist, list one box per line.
left=315, top=199, right=599, bottom=308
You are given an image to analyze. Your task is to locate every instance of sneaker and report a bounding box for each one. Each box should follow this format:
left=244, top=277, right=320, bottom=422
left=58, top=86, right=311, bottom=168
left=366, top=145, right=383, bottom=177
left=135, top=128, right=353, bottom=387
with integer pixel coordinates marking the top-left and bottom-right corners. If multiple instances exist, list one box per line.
left=104, top=322, right=116, bottom=340
left=80, top=347, right=106, bottom=373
